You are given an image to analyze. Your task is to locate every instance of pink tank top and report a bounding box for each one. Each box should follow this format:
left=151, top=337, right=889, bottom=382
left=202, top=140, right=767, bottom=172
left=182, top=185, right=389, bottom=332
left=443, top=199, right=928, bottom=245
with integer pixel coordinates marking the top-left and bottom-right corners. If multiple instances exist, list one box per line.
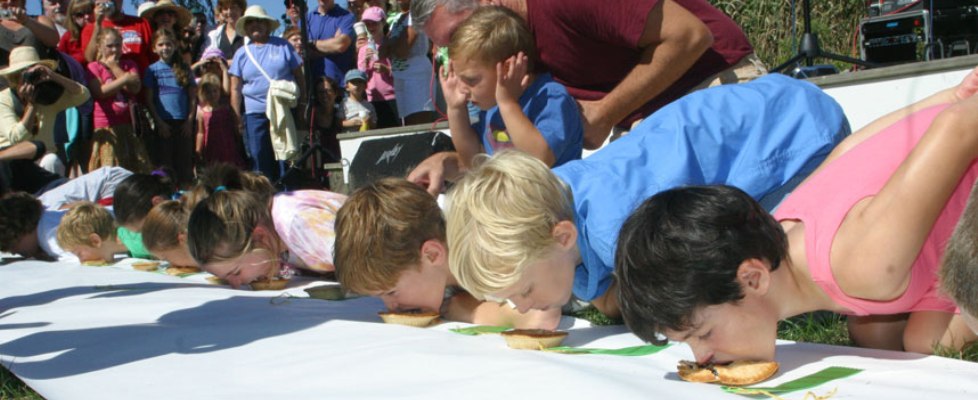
left=774, top=104, right=975, bottom=316
left=271, top=190, right=347, bottom=272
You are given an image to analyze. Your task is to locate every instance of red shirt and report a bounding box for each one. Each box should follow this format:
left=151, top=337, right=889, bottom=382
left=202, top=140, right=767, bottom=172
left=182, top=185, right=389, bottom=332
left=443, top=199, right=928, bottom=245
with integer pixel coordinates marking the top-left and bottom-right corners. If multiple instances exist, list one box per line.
left=80, top=15, right=155, bottom=73
left=57, top=31, right=87, bottom=66
left=526, top=0, right=753, bottom=127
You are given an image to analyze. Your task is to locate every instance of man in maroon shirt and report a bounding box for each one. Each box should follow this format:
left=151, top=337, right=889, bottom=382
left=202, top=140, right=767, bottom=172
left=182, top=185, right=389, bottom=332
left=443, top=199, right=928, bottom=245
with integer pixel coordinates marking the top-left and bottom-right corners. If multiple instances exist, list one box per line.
left=412, top=0, right=761, bottom=149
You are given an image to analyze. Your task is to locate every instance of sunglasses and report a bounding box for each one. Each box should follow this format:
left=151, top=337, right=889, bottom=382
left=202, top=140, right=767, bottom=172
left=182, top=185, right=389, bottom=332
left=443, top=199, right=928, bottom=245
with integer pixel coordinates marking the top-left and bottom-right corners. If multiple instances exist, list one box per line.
left=73, top=10, right=93, bottom=17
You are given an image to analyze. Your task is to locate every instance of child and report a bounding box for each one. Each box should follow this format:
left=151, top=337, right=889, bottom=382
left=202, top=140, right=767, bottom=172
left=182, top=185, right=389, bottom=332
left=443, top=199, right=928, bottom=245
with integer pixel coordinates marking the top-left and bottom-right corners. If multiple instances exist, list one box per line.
left=334, top=178, right=559, bottom=328
left=142, top=163, right=275, bottom=268
left=282, top=25, right=303, bottom=59
left=113, top=171, right=177, bottom=232
left=56, top=202, right=130, bottom=263
left=187, top=188, right=347, bottom=289
left=191, top=47, right=230, bottom=93
left=615, top=68, right=978, bottom=362
left=0, top=166, right=132, bottom=261
left=445, top=73, right=850, bottom=322
left=144, top=28, right=197, bottom=187
left=196, top=74, right=245, bottom=168
left=87, top=27, right=152, bottom=174
left=358, top=6, right=398, bottom=129
left=339, top=69, right=376, bottom=132
left=407, top=6, right=582, bottom=195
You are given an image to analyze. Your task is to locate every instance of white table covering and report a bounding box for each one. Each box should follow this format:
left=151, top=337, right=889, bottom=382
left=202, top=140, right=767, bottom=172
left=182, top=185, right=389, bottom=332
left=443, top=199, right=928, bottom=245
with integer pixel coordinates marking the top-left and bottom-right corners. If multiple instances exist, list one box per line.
left=2, top=260, right=977, bottom=399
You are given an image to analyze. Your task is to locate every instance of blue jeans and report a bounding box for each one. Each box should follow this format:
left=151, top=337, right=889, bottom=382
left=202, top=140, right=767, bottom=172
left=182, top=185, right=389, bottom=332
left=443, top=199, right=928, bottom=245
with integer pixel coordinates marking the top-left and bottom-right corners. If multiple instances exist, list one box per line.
left=244, top=113, right=284, bottom=182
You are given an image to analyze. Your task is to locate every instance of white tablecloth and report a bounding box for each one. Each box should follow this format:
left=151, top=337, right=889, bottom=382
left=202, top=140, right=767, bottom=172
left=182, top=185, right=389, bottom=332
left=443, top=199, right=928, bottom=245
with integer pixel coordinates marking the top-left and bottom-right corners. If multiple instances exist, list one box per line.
left=1, top=260, right=977, bottom=399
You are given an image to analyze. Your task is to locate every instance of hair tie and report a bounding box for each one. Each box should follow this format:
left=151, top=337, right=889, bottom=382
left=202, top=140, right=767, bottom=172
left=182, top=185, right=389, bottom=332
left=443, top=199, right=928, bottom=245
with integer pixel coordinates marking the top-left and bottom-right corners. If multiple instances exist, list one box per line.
left=151, top=169, right=169, bottom=178
left=214, top=186, right=227, bottom=193
left=171, top=191, right=184, bottom=201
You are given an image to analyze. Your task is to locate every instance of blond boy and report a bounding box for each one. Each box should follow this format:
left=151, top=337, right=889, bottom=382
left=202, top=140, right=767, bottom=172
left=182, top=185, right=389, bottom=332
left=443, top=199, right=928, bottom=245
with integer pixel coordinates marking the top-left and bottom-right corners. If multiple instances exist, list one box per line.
left=56, top=202, right=129, bottom=263
left=407, top=6, right=583, bottom=196
left=334, top=177, right=561, bottom=329
left=446, top=72, right=853, bottom=319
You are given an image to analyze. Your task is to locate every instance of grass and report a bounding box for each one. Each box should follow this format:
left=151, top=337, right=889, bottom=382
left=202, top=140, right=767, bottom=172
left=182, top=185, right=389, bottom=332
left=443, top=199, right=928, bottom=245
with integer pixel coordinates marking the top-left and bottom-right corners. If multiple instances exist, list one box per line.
left=0, top=367, right=41, bottom=400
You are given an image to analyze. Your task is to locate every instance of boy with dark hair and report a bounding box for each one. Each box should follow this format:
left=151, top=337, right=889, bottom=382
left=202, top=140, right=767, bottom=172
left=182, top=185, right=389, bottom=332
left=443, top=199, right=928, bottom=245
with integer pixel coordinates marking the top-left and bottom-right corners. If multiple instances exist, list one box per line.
left=616, top=69, right=978, bottom=362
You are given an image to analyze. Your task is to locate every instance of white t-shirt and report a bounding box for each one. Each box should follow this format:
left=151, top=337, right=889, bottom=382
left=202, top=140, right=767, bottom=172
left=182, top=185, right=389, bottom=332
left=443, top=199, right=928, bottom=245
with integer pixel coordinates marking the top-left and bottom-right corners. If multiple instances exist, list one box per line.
left=38, top=167, right=132, bottom=210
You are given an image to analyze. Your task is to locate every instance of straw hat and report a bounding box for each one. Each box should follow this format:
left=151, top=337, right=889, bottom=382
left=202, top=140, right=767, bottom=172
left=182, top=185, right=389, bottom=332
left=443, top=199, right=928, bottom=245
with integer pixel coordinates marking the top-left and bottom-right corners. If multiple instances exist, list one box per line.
left=0, top=47, right=59, bottom=77
left=235, top=5, right=280, bottom=38
left=142, top=0, right=192, bottom=28
left=137, top=1, right=155, bottom=18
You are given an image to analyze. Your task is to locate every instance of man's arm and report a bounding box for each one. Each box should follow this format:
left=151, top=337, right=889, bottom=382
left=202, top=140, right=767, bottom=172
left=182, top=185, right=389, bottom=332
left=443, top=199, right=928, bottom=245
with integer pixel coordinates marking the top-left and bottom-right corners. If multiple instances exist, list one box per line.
left=313, top=28, right=353, bottom=55
left=578, top=0, right=712, bottom=148
left=0, top=141, right=40, bottom=161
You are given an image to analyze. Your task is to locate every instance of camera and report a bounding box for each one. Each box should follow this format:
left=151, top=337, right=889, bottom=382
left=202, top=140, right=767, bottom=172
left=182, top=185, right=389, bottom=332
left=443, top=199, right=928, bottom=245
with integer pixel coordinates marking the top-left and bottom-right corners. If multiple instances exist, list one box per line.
left=0, top=9, right=12, bottom=20
left=99, top=2, right=114, bottom=12
left=21, top=68, right=65, bottom=106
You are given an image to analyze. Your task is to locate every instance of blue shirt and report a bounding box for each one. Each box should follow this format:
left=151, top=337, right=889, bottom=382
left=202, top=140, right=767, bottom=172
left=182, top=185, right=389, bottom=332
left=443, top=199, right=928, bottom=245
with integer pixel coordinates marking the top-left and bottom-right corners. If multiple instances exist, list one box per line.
left=472, top=73, right=583, bottom=167
left=229, top=37, right=302, bottom=114
left=143, top=61, right=190, bottom=120
left=554, top=74, right=850, bottom=301
left=306, top=6, right=356, bottom=85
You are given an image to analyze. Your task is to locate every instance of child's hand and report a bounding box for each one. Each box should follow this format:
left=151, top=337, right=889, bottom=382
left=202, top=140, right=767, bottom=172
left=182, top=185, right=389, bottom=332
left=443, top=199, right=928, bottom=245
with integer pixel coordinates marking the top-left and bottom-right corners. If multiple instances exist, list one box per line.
left=439, top=62, right=467, bottom=110
left=495, top=52, right=530, bottom=107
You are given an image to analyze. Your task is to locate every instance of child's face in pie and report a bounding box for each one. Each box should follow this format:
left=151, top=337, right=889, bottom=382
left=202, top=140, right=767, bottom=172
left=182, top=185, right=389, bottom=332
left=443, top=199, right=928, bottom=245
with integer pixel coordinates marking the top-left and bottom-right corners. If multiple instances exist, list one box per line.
left=662, top=300, right=779, bottom=365
left=490, top=244, right=575, bottom=314
left=371, top=262, right=447, bottom=313
left=204, top=247, right=278, bottom=289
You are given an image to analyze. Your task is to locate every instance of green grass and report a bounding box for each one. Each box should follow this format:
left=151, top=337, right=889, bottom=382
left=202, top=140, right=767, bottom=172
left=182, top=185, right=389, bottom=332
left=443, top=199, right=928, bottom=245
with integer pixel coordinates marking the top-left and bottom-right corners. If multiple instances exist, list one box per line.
left=0, top=367, right=41, bottom=400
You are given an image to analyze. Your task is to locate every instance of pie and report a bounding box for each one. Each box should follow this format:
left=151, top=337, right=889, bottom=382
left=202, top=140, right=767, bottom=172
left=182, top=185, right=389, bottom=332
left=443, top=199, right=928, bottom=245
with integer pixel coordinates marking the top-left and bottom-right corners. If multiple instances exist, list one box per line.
left=250, top=278, right=289, bottom=290
left=500, top=329, right=569, bottom=350
left=165, top=265, right=201, bottom=276
left=81, top=260, right=110, bottom=266
left=131, top=261, right=160, bottom=271
left=378, top=311, right=440, bottom=327
left=677, top=360, right=779, bottom=386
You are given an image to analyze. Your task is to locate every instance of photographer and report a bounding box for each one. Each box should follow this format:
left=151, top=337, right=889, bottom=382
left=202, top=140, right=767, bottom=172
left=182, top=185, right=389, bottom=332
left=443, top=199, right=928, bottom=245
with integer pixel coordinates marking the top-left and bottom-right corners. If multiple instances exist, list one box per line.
left=81, top=0, right=153, bottom=73
left=0, top=0, right=61, bottom=67
left=0, top=46, right=90, bottom=175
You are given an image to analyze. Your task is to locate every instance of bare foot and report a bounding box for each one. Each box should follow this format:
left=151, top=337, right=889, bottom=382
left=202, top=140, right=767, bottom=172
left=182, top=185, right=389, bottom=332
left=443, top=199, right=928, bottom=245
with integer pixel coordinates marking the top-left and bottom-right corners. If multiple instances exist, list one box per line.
left=955, top=66, right=978, bottom=101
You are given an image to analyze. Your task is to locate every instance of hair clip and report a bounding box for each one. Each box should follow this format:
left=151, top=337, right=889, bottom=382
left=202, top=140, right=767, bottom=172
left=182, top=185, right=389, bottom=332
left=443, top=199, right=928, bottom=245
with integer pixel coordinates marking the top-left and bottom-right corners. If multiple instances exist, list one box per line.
left=213, top=185, right=227, bottom=193
left=171, top=191, right=184, bottom=201
left=150, top=169, right=169, bottom=178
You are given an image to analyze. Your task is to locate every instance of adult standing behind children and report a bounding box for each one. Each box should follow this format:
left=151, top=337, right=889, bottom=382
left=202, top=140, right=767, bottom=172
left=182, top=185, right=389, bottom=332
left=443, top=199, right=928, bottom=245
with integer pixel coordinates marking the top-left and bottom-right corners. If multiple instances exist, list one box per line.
left=229, top=5, right=304, bottom=183
left=202, top=0, right=245, bottom=61
left=381, top=0, right=434, bottom=125
left=292, top=0, right=356, bottom=86
left=0, top=0, right=61, bottom=67
left=82, top=0, right=154, bottom=73
left=58, top=0, right=94, bottom=65
left=412, top=0, right=759, bottom=149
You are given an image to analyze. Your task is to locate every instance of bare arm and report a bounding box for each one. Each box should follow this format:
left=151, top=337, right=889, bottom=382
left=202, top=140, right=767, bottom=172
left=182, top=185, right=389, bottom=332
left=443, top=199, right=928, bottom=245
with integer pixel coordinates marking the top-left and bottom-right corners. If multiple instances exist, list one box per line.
left=578, top=0, right=712, bottom=149
left=84, top=8, right=108, bottom=62
left=20, top=13, right=60, bottom=48
left=313, top=29, right=352, bottom=55
left=406, top=151, right=464, bottom=196
left=195, top=111, right=205, bottom=155
left=230, top=75, right=243, bottom=130
left=831, top=69, right=978, bottom=301
left=495, top=53, right=555, bottom=166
